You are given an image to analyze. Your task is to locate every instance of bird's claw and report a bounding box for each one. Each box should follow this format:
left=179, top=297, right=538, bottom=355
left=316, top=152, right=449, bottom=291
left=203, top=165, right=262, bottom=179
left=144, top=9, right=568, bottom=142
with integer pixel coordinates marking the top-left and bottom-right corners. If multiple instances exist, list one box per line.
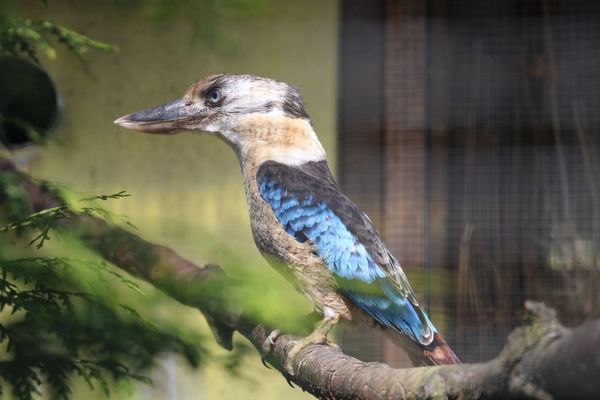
left=283, top=312, right=341, bottom=375
left=267, top=329, right=281, bottom=346
left=283, top=340, right=300, bottom=376
left=260, top=329, right=281, bottom=369
left=261, top=356, right=271, bottom=369
left=284, top=332, right=333, bottom=376
left=326, top=340, right=339, bottom=350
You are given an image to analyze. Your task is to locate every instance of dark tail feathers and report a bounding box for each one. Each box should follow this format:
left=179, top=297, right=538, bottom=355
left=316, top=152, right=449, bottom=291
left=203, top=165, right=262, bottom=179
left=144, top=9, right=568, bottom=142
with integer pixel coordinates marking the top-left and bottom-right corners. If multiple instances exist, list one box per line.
left=420, top=332, right=460, bottom=365
left=385, top=328, right=461, bottom=366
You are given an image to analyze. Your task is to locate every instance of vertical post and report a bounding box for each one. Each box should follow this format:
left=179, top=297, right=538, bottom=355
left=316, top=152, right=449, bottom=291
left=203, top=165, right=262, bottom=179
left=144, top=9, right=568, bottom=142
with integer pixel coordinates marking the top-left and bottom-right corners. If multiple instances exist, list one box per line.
left=338, top=0, right=431, bottom=367
left=381, top=0, right=429, bottom=367
left=337, top=0, right=387, bottom=363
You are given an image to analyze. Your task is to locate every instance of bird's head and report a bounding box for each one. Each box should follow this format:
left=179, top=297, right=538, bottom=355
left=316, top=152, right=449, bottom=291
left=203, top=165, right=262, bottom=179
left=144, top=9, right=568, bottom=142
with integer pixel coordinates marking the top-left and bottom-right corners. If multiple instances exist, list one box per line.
left=114, top=73, right=325, bottom=165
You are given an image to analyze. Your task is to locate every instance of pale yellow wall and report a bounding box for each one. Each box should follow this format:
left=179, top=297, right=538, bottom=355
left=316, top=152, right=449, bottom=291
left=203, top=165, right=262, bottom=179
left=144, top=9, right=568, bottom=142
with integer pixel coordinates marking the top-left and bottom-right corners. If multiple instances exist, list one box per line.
left=9, top=1, right=339, bottom=398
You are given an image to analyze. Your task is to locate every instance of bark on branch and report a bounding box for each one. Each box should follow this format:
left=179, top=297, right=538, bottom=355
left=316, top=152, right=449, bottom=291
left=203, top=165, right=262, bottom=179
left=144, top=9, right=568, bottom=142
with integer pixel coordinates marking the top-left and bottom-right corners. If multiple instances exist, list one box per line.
left=1, top=158, right=599, bottom=399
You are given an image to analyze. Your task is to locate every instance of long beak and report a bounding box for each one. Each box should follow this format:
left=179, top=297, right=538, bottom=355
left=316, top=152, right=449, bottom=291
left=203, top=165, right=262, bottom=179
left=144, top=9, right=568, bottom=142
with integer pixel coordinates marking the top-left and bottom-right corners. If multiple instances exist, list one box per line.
left=114, top=98, right=199, bottom=134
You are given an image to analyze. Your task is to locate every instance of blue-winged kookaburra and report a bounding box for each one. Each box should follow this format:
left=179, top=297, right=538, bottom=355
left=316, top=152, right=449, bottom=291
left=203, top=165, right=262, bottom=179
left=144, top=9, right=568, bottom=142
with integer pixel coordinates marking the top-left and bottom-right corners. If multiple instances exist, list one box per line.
left=115, top=74, right=460, bottom=372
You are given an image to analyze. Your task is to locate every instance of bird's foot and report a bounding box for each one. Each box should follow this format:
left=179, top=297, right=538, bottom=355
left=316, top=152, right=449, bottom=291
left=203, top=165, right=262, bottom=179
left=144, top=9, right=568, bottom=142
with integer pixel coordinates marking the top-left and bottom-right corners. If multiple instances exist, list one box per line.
left=261, top=329, right=281, bottom=368
left=284, top=312, right=340, bottom=376
left=284, top=332, right=329, bottom=375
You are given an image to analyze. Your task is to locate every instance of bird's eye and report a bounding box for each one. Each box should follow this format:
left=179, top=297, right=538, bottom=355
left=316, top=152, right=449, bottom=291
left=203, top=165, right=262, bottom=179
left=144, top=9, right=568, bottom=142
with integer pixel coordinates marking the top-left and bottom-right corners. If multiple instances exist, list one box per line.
left=205, top=87, right=223, bottom=106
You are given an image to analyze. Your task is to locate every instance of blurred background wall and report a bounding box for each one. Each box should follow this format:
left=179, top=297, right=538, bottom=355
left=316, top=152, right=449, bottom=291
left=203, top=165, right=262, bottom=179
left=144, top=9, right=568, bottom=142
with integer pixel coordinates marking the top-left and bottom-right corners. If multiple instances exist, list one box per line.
left=338, top=0, right=600, bottom=366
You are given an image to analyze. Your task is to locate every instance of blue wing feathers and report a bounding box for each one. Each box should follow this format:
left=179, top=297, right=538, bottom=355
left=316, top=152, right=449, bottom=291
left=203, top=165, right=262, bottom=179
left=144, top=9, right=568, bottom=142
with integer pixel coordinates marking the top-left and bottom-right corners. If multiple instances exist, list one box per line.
left=258, top=165, right=436, bottom=345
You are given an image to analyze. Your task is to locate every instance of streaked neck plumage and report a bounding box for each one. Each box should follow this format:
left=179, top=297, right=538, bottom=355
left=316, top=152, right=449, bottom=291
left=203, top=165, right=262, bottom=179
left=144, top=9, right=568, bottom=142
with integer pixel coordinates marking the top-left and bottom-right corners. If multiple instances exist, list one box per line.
left=216, top=113, right=327, bottom=169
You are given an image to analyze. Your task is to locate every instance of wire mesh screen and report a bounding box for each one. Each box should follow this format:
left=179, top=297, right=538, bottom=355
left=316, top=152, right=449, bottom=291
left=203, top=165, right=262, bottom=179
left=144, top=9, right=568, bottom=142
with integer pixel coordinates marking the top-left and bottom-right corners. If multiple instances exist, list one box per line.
left=339, top=0, right=600, bottom=365
left=426, top=0, right=600, bottom=362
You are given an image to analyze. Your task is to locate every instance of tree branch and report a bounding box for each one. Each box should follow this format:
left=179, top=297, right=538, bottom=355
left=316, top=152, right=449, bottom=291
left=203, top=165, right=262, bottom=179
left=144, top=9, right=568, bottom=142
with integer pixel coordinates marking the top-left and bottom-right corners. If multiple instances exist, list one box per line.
left=2, top=158, right=599, bottom=399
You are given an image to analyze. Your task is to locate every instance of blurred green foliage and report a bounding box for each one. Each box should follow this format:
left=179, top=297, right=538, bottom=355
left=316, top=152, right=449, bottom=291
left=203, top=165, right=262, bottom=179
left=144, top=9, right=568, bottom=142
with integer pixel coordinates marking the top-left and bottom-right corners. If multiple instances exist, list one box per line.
left=0, top=9, right=117, bottom=63
left=2, top=191, right=132, bottom=249
left=0, top=180, right=207, bottom=400
left=0, top=0, right=267, bottom=63
left=0, top=2, right=206, bottom=398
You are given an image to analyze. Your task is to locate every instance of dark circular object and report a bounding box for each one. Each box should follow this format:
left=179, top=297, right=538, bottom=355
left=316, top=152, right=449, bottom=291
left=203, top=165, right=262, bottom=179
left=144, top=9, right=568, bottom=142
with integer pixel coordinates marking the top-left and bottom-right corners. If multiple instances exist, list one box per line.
left=205, top=86, right=224, bottom=107
left=0, top=56, right=59, bottom=148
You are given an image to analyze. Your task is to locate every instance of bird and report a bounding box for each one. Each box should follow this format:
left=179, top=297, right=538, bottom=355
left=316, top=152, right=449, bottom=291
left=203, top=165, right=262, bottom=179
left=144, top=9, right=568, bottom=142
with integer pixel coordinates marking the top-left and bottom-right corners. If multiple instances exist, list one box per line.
left=114, top=73, right=460, bottom=373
